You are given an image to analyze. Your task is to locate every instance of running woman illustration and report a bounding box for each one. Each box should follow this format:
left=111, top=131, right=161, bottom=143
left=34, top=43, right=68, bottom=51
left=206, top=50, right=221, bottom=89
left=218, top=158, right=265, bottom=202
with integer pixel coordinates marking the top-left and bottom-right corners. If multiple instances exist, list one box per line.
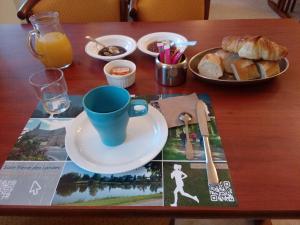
left=170, top=164, right=199, bottom=206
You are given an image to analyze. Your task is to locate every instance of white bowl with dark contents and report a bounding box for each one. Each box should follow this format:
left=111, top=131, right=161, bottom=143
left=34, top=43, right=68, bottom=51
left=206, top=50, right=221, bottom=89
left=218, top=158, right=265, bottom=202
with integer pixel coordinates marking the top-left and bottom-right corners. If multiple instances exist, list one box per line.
left=85, top=35, right=137, bottom=61
left=137, top=32, right=188, bottom=57
left=103, top=60, right=136, bottom=88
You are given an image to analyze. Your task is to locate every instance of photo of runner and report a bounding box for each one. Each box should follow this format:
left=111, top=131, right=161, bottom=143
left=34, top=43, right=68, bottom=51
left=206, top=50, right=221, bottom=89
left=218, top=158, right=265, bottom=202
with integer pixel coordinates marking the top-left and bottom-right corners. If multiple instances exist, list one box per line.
left=170, top=164, right=199, bottom=206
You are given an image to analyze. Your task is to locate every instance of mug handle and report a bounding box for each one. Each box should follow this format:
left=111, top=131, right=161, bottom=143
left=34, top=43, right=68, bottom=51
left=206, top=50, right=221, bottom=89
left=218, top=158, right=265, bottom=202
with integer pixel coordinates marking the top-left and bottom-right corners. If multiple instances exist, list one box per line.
left=129, top=99, right=148, bottom=117
left=27, top=30, right=42, bottom=58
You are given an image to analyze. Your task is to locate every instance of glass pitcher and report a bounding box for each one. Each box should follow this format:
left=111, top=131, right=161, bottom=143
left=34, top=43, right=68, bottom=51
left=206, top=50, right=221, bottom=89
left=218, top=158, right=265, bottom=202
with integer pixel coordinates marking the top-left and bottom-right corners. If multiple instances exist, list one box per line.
left=27, top=11, right=73, bottom=69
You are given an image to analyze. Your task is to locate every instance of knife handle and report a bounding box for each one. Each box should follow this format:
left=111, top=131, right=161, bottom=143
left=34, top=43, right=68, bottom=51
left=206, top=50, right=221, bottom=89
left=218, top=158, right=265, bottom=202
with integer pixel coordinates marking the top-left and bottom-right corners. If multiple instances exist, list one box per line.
left=203, top=136, right=219, bottom=185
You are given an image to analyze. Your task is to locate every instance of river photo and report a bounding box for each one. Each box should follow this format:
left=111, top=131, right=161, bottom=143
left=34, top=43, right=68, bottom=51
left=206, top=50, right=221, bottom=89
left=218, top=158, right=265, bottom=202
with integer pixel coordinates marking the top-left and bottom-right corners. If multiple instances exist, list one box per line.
left=51, top=161, right=163, bottom=206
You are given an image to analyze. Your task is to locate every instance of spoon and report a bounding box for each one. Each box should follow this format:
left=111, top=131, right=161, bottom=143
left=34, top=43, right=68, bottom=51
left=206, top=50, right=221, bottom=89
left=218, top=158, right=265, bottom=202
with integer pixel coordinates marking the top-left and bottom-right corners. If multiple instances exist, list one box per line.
left=179, top=112, right=194, bottom=160
left=85, top=35, right=106, bottom=48
left=171, top=40, right=197, bottom=47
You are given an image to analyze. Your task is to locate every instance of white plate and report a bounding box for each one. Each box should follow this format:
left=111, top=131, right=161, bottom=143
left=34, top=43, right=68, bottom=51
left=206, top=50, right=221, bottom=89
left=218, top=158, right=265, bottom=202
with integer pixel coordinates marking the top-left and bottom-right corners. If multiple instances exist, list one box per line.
left=137, top=32, right=188, bottom=57
left=85, top=35, right=137, bottom=61
left=65, top=105, right=168, bottom=174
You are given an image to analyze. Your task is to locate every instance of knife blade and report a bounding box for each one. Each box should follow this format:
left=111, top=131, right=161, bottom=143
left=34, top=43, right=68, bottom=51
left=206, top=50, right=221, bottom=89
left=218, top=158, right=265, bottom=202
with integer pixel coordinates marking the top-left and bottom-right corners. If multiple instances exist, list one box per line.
left=196, top=100, right=219, bottom=185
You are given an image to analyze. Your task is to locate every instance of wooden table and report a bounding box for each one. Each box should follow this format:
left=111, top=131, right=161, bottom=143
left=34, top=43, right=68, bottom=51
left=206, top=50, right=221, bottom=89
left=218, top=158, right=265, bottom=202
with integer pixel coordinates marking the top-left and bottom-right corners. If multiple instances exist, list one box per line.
left=0, top=19, right=300, bottom=219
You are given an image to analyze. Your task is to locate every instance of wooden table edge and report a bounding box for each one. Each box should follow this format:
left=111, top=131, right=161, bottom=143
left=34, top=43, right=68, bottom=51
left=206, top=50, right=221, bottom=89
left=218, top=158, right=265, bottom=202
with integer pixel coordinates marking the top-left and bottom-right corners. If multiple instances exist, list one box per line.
left=0, top=205, right=300, bottom=219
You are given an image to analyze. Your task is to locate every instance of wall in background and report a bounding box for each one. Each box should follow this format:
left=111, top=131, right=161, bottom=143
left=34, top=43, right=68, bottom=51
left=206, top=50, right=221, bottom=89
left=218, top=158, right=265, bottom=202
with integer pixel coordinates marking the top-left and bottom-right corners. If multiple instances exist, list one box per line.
left=0, top=0, right=21, bottom=23
left=1, top=0, right=279, bottom=24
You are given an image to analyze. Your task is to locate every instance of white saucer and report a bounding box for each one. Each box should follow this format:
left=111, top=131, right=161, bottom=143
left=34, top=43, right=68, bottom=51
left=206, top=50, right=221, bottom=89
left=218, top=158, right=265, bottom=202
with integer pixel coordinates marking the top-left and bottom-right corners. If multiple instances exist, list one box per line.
left=85, top=35, right=137, bottom=61
left=65, top=105, right=168, bottom=174
left=137, top=32, right=188, bottom=57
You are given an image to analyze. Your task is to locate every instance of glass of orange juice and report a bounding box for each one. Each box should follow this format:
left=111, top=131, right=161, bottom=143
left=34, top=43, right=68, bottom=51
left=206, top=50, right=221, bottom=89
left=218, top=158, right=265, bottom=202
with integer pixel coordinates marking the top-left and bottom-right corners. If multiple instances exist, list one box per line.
left=27, top=11, right=73, bottom=69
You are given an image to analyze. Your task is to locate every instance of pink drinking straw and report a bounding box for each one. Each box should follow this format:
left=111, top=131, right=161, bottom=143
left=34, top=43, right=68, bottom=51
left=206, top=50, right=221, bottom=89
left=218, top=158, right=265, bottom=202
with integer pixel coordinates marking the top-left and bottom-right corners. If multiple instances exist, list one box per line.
left=157, top=42, right=164, bottom=63
left=171, top=48, right=179, bottom=64
left=164, top=44, right=171, bottom=64
left=171, top=49, right=185, bottom=64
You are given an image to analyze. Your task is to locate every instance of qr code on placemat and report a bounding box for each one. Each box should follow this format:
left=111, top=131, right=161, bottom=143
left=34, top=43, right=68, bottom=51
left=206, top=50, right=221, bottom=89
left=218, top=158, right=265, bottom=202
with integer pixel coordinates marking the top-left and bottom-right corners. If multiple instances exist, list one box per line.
left=0, top=179, right=17, bottom=200
left=209, top=181, right=235, bottom=202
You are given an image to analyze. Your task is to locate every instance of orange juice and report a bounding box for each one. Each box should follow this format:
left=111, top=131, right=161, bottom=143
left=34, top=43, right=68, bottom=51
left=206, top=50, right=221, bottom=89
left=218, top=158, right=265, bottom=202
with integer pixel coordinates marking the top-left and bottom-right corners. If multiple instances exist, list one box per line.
left=36, top=32, right=73, bottom=68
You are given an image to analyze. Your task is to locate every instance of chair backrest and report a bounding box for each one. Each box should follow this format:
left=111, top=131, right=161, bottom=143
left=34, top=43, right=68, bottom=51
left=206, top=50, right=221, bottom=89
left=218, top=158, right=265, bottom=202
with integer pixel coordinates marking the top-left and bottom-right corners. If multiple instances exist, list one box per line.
left=129, top=0, right=210, bottom=21
left=17, top=0, right=128, bottom=22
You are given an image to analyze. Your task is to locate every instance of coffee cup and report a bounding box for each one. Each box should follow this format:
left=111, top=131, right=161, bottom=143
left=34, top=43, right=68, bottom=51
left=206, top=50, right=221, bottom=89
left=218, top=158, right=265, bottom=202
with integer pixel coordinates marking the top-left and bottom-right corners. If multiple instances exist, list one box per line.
left=83, top=85, right=148, bottom=146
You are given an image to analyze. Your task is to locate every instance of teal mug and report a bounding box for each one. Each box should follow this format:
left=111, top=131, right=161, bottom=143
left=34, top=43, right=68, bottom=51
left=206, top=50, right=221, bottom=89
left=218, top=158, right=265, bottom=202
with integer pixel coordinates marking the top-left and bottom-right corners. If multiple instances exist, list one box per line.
left=83, top=85, right=148, bottom=146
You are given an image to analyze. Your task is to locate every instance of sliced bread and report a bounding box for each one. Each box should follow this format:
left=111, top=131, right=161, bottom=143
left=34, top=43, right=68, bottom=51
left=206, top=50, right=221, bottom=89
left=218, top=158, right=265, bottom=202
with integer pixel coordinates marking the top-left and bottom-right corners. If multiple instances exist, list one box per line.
left=256, top=60, right=280, bottom=78
left=215, top=49, right=240, bottom=74
left=198, top=53, right=223, bottom=79
left=231, top=59, right=260, bottom=81
left=222, top=53, right=240, bottom=74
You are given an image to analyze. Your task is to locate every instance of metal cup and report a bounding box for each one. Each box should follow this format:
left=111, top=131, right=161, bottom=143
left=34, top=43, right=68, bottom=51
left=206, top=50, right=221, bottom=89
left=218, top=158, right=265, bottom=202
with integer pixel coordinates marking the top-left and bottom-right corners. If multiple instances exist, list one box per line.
left=155, top=54, right=187, bottom=86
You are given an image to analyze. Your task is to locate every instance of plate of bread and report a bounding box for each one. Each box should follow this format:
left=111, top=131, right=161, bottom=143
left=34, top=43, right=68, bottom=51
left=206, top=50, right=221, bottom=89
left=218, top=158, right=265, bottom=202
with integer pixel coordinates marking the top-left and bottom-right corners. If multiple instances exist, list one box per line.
left=189, top=35, right=289, bottom=84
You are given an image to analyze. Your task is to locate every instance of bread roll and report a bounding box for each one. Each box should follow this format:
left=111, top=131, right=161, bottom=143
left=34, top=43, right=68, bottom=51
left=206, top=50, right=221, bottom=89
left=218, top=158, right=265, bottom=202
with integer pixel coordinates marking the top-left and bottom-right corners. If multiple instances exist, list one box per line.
left=257, top=37, right=287, bottom=61
left=222, top=36, right=288, bottom=61
left=198, top=53, right=223, bottom=79
left=231, top=59, right=260, bottom=81
left=215, top=49, right=241, bottom=74
left=215, top=49, right=231, bottom=59
left=238, top=36, right=261, bottom=59
left=256, top=61, right=280, bottom=78
left=221, top=36, right=250, bottom=53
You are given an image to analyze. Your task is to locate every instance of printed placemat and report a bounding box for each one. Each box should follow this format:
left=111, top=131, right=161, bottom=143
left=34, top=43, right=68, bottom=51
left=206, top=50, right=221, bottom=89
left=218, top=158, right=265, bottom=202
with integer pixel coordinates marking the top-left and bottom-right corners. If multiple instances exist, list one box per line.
left=0, top=94, right=237, bottom=207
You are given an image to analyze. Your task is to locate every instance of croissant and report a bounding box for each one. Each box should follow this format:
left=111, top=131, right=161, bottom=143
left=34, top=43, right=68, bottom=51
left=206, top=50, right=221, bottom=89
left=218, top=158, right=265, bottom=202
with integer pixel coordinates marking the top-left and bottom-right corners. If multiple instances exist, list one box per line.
left=222, top=36, right=288, bottom=61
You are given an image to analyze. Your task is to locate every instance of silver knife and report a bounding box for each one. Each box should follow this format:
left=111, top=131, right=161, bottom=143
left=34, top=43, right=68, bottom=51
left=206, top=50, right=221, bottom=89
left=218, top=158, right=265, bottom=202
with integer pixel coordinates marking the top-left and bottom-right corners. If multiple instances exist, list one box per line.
left=196, top=100, right=219, bottom=185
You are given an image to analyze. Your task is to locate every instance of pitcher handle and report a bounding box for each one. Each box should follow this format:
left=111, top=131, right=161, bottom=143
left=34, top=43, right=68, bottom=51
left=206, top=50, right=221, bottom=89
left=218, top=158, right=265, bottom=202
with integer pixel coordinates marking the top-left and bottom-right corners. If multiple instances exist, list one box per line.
left=27, top=30, right=42, bottom=58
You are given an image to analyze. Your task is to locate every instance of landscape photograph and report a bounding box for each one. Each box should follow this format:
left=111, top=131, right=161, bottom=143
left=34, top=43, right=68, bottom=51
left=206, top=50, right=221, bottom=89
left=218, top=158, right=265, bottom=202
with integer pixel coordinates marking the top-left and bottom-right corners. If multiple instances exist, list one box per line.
left=162, top=120, right=226, bottom=162
left=8, top=118, right=70, bottom=161
left=52, top=161, right=163, bottom=206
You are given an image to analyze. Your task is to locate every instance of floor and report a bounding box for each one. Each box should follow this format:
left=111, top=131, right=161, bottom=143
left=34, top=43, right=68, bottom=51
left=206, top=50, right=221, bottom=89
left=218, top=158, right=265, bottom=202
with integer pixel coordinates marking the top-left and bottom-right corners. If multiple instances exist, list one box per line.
left=177, top=219, right=300, bottom=225
left=0, top=0, right=20, bottom=24
left=0, top=0, right=299, bottom=225
left=290, top=0, right=300, bottom=20
left=209, top=0, right=279, bottom=19
left=177, top=219, right=256, bottom=225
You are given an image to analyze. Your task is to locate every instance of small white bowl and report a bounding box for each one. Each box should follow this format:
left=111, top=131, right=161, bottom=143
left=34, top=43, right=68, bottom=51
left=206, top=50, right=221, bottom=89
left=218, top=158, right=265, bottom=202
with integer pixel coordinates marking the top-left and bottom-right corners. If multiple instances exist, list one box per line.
left=85, top=35, right=137, bottom=61
left=103, top=60, right=136, bottom=88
